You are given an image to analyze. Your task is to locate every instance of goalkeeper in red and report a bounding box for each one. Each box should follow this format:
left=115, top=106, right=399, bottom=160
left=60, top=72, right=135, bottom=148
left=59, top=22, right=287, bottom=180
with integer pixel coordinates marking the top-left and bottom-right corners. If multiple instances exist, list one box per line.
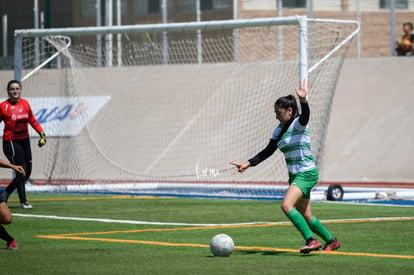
left=0, top=80, right=46, bottom=209
left=231, top=79, right=340, bottom=253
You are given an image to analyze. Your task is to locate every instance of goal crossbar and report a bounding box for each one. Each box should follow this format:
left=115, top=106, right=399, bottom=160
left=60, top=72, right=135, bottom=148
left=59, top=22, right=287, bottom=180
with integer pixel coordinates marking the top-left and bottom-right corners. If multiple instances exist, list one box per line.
left=15, top=16, right=305, bottom=38
left=14, top=16, right=313, bottom=84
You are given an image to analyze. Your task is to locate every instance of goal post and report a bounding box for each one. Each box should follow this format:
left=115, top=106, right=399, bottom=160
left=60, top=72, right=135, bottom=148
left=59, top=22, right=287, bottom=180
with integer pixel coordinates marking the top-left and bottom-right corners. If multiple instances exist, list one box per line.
left=11, top=16, right=359, bottom=199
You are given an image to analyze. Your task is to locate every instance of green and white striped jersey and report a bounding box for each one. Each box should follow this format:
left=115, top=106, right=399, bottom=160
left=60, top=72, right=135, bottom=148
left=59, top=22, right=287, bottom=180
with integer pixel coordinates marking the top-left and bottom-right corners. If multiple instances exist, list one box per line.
left=272, top=117, right=316, bottom=175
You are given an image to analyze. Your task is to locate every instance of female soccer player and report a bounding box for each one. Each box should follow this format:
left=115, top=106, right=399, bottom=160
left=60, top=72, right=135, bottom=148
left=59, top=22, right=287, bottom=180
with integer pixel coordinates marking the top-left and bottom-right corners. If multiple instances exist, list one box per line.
left=0, top=159, right=25, bottom=249
left=231, top=79, right=340, bottom=253
left=0, top=80, right=46, bottom=209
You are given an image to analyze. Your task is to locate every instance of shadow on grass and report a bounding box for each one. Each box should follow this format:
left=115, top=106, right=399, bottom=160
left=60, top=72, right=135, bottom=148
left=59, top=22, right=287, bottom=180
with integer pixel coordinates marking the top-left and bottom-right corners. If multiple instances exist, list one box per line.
left=234, top=250, right=316, bottom=257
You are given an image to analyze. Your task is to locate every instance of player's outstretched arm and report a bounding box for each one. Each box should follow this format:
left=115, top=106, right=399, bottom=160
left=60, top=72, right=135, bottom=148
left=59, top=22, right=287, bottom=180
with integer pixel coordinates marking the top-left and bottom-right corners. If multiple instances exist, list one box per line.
left=0, top=159, right=26, bottom=176
left=231, top=138, right=278, bottom=174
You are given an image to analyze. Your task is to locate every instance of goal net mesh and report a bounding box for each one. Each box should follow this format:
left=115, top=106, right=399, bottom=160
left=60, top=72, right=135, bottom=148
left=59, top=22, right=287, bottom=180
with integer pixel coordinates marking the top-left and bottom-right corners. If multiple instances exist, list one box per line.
left=14, top=18, right=358, bottom=197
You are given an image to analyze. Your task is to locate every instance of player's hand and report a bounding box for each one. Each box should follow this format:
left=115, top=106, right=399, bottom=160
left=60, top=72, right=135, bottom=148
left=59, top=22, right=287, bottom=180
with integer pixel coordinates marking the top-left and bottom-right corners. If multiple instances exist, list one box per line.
left=230, top=162, right=250, bottom=174
left=13, top=165, right=26, bottom=176
left=295, top=79, right=310, bottom=102
left=38, top=132, right=46, bottom=147
left=38, top=138, right=46, bottom=147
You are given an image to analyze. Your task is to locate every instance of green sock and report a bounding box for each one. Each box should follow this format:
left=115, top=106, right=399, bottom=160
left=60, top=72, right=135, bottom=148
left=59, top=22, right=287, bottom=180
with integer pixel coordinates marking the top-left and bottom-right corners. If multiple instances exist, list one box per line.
left=307, top=216, right=333, bottom=242
left=286, top=208, right=313, bottom=241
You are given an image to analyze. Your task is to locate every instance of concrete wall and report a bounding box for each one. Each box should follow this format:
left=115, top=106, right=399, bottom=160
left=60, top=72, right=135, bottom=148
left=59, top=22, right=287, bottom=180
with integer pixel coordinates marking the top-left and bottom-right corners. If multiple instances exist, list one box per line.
left=323, top=57, right=414, bottom=182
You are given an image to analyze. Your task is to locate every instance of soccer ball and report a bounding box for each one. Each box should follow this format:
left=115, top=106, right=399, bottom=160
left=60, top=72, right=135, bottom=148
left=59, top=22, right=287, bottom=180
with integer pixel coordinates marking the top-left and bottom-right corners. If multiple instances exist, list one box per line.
left=210, top=234, right=234, bottom=257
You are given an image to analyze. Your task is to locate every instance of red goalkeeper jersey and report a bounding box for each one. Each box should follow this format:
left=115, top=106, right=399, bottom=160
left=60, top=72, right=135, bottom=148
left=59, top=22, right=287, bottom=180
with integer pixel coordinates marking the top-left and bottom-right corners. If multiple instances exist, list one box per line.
left=0, top=98, right=44, bottom=141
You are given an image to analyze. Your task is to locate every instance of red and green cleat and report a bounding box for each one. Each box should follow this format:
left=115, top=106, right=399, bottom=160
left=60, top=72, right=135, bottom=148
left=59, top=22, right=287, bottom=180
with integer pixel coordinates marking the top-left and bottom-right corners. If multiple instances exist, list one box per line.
left=323, top=237, right=341, bottom=251
left=300, top=238, right=322, bottom=254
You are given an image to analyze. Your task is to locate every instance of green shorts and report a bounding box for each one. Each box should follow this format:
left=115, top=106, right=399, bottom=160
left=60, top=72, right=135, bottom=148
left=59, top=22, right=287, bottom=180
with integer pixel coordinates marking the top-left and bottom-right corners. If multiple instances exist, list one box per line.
left=288, top=168, right=319, bottom=199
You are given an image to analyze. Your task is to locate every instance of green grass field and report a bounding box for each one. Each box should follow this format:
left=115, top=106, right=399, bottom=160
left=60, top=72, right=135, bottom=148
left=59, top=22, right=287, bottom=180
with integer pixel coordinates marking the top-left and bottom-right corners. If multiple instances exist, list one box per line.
left=0, top=193, right=413, bottom=274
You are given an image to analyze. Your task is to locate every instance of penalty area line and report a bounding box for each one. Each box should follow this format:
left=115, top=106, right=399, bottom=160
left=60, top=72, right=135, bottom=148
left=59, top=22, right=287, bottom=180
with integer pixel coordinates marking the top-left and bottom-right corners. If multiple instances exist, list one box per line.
left=35, top=235, right=414, bottom=260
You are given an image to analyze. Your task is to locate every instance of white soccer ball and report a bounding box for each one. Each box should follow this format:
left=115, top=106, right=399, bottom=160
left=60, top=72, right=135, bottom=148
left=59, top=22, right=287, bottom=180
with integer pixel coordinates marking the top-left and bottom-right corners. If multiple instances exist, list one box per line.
left=210, top=234, right=234, bottom=257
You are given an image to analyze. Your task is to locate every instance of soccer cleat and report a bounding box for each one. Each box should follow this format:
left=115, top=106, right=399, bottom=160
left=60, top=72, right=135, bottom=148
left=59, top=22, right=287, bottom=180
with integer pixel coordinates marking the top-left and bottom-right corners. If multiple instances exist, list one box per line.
left=323, top=237, right=341, bottom=251
left=7, top=240, right=18, bottom=250
left=300, top=238, right=322, bottom=254
left=21, top=202, right=33, bottom=209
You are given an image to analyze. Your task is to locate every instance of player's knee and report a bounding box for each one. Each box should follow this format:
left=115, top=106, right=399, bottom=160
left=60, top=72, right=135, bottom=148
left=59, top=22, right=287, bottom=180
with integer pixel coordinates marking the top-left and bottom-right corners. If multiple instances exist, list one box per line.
left=280, top=201, right=292, bottom=214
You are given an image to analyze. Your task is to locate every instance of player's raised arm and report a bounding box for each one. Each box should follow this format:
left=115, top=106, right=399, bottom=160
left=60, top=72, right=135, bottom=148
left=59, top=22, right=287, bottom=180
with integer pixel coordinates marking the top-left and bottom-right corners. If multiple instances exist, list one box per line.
left=295, top=79, right=310, bottom=101
left=296, top=79, right=311, bottom=126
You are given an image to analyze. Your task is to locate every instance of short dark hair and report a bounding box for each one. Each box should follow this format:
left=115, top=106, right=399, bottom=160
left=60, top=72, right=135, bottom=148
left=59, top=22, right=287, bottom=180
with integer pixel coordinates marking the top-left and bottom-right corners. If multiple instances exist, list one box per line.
left=7, top=80, right=21, bottom=91
left=403, top=22, right=413, bottom=30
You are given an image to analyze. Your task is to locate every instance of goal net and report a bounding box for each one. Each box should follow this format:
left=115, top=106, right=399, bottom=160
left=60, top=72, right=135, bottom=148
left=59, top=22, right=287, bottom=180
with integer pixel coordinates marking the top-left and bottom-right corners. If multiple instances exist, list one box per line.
left=12, top=17, right=359, bottom=198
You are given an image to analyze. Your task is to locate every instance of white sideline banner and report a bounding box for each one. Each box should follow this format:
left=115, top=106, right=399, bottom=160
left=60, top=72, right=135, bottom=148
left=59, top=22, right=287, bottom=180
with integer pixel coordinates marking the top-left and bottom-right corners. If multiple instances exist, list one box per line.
left=0, top=96, right=111, bottom=137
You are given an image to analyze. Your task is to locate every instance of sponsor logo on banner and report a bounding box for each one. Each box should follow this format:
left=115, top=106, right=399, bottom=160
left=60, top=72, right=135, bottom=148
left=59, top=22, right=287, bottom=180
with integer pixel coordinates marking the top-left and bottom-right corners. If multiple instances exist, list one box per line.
left=0, top=96, right=111, bottom=137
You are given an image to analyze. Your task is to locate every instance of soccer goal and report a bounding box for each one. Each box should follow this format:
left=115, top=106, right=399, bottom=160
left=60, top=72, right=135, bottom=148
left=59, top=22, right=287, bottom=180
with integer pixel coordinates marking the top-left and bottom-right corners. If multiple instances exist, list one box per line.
left=13, top=16, right=359, bottom=198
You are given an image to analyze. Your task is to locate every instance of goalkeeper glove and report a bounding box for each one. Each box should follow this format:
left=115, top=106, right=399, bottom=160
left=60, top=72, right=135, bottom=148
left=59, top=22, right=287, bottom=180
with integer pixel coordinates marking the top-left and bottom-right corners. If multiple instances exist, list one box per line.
left=38, top=132, right=46, bottom=147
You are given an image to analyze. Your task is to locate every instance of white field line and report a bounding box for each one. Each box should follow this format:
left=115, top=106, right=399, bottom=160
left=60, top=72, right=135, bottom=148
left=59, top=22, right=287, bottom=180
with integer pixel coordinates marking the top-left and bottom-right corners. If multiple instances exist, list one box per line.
left=12, top=214, right=414, bottom=227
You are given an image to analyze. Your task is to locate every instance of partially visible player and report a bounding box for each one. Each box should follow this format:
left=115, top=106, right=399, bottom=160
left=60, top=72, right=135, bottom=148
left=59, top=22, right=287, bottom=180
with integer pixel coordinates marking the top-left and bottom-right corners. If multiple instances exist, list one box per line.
left=0, top=159, right=26, bottom=250
left=0, top=80, right=46, bottom=209
left=231, top=79, right=340, bottom=254
left=396, top=22, right=414, bottom=56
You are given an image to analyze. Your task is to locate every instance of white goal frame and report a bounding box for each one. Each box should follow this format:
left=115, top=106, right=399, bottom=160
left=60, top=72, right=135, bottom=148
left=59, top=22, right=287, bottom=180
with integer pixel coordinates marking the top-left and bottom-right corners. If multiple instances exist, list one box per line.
left=12, top=16, right=360, bottom=199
